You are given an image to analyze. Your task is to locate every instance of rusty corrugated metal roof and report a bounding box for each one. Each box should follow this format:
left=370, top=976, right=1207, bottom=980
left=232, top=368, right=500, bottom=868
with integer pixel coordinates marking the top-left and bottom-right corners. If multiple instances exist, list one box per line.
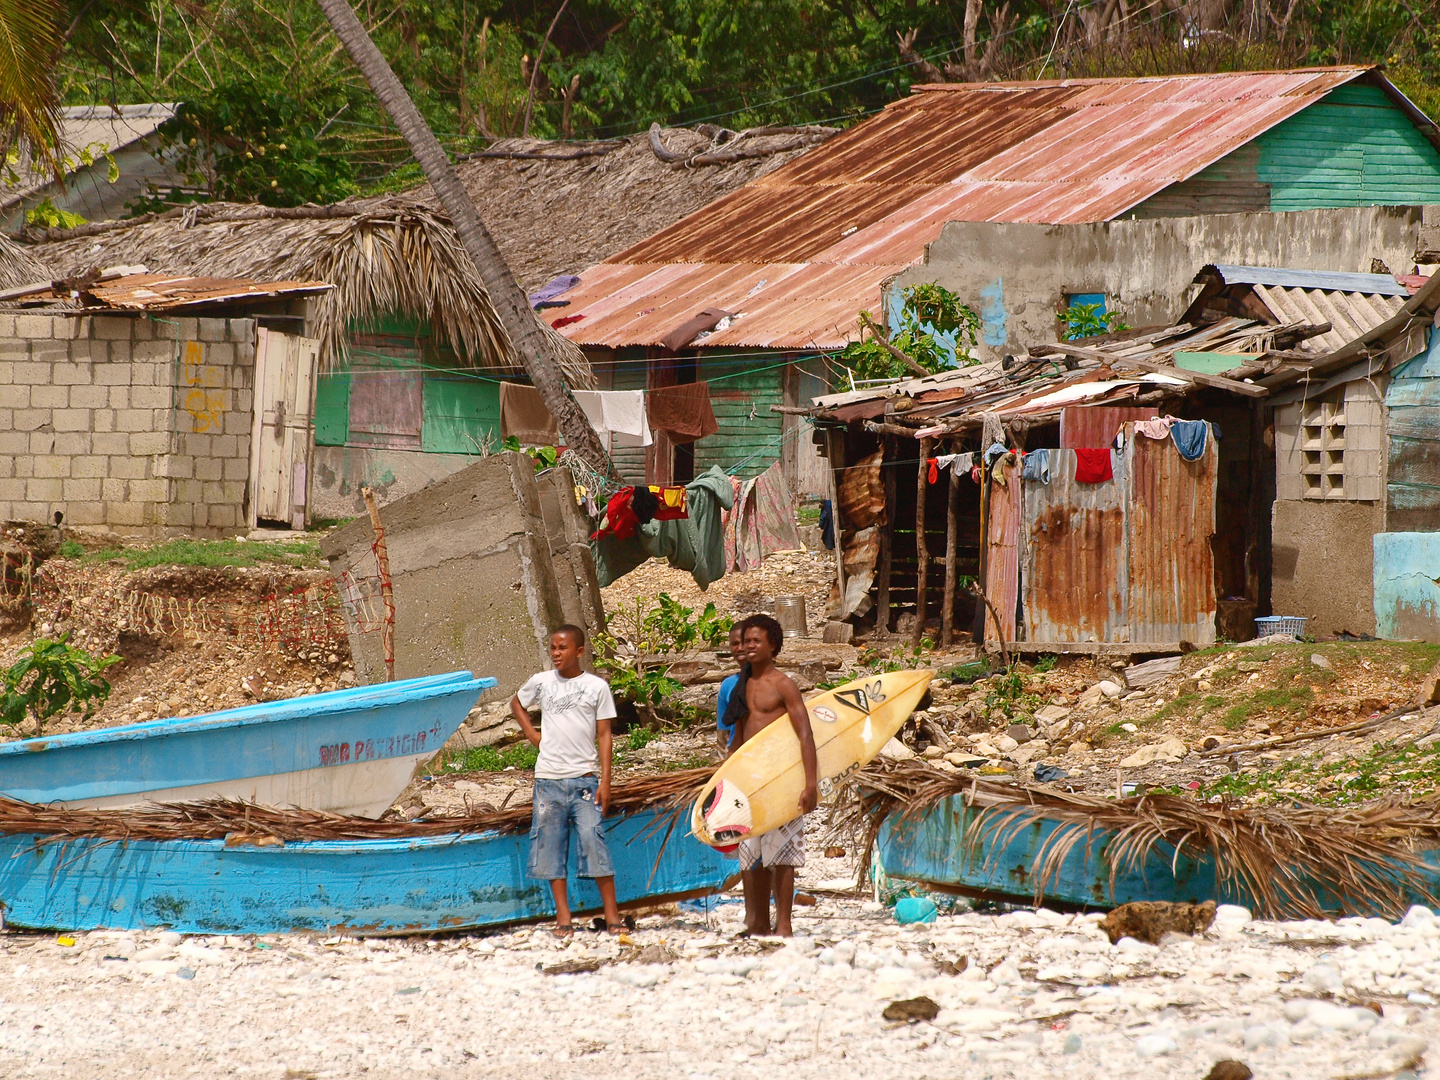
left=562, top=66, right=1375, bottom=350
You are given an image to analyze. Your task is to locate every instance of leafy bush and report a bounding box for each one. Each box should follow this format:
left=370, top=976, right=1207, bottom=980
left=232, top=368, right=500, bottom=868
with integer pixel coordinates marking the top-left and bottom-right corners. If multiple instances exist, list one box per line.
left=592, top=594, right=733, bottom=726
left=1061, top=302, right=1131, bottom=341
left=840, top=283, right=981, bottom=385
left=440, top=741, right=539, bottom=774
left=3, top=635, right=121, bottom=737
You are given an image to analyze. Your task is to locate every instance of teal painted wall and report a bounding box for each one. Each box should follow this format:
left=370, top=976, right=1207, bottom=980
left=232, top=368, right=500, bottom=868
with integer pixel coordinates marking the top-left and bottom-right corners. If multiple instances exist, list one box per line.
left=693, top=355, right=785, bottom=480
left=1385, top=329, right=1440, bottom=532
left=314, top=370, right=349, bottom=445
left=1129, top=82, right=1440, bottom=217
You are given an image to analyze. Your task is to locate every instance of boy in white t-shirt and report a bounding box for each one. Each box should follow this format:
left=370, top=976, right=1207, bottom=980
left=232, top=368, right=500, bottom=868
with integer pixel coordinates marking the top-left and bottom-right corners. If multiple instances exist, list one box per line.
left=510, top=624, right=622, bottom=937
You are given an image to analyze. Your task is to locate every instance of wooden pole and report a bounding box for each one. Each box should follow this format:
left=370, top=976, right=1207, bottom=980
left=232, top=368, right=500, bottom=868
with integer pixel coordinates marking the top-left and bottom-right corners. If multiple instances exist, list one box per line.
left=826, top=430, right=847, bottom=609
left=361, top=486, right=396, bottom=682
left=942, top=440, right=961, bottom=647
left=875, top=436, right=895, bottom=633
left=913, top=436, right=933, bottom=649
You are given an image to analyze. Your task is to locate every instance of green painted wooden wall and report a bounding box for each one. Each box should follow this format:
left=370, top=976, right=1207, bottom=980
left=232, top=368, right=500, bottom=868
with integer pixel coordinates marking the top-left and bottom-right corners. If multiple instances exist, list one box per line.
left=693, top=355, right=784, bottom=479
left=1130, top=81, right=1440, bottom=217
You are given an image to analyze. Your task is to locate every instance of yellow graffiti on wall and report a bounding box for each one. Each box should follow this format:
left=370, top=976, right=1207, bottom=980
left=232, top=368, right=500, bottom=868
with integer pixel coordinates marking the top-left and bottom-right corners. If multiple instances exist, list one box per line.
left=181, top=340, right=227, bottom=433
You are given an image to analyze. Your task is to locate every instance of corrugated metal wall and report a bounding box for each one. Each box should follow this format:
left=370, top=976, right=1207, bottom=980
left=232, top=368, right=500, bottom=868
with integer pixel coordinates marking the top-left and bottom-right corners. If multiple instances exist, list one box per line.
left=1058, top=406, right=1158, bottom=449
left=1386, top=329, right=1440, bottom=531
left=1126, top=434, right=1218, bottom=644
left=1007, top=434, right=1218, bottom=645
left=985, top=460, right=1023, bottom=642
left=1022, top=449, right=1128, bottom=643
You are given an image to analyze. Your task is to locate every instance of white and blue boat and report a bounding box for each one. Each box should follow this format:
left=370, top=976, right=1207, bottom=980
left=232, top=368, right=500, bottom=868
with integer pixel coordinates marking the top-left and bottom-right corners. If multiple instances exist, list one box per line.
left=0, top=672, right=492, bottom=818
left=0, top=809, right=732, bottom=935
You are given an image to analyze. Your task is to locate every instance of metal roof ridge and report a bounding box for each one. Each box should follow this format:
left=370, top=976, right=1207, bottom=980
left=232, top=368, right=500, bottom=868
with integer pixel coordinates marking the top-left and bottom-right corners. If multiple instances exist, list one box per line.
left=907, top=65, right=1374, bottom=94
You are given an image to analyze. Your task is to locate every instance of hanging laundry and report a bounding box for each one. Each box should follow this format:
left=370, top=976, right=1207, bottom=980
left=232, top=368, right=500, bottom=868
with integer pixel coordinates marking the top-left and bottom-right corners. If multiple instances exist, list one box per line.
left=1134, top=416, right=1176, bottom=440
left=499, top=382, right=558, bottom=445
left=990, top=450, right=1015, bottom=486
left=927, top=458, right=939, bottom=484
left=1074, top=448, right=1114, bottom=484
left=1170, top=420, right=1209, bottom=461
left=983, top=442, right=1008, bottom=468
left=953, top=452, right=974, bottom=473
left=970, top=465, right=983, bottom=484
left=649, top=485, right=688, bottom=520
left=934, top=453, right=962, bottom=472
left=646, top=382, right=719, bottom=444
left=573, top=389, right=652, bottom=447
left=818, top=500, right=835, bottom=550
left=550, top=314, right=584, bottom=329
left=592, top=488, right=639, bottom=541
left=1020, top=448, right=1051, bottom=484
left=592, top=467, right=736, bottom=589
left=725, top=461, right=804, bottom=573
left=528, top=274, right=581, bottom=309
left=981, top=411, right=1004, bottom=450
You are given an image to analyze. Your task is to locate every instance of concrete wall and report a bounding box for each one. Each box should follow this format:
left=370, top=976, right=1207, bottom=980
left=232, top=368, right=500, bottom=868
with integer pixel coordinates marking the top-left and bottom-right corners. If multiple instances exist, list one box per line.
left=1271, top=499, right=1385, bottom=638
left=894, top=206, right=1431, bottom=361
left=1374, top=533, right=1440, bottom=642
left=311, top=444, right=480, bottom=520
left=318, top=452, right=566, bottom=701
left=0, top=312, right=254, bottom=536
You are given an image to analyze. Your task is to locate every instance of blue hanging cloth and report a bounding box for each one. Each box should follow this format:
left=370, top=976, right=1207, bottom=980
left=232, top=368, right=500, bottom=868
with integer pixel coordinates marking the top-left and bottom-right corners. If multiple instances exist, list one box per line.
left=1020, top=448, right=1051, bottom=484
left=1170, top=420, right=1208, bottom=461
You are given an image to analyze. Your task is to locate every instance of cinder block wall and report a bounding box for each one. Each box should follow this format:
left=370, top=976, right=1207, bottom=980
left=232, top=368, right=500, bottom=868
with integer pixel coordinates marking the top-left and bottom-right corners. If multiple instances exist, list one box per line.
left=0, top=312, right=255, bottom=537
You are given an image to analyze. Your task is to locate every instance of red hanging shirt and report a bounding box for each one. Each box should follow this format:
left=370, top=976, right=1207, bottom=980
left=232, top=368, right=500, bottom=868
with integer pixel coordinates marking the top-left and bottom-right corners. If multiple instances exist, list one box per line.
left=1074, top=448, right=1113, bottom=484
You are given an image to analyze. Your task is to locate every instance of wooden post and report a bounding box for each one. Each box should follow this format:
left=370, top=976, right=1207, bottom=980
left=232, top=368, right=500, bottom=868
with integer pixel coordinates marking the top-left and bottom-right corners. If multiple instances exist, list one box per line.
left=826, top=429, right=846, bottom=607
left=973, top=463, right=990, bottom=645
left=875, top=436, right=895, bottom=633
left=942, top=439, right=961, bottom=647
left=913, top=436, right=933, bottom=649
left=361, top=486, right=396, bottom=682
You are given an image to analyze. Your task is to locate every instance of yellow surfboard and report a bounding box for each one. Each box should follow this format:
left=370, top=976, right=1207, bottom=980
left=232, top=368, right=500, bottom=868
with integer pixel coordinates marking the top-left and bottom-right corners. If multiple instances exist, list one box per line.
left=692, top=668, right=934, bottom=851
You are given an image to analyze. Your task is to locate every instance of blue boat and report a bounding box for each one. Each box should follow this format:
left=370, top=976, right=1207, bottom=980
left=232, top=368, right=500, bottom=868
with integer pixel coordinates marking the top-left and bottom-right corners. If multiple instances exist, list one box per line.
left=0, top=672, right=492, bottom=819
left=0, top=810, right=733, bottom=934
left=877, top=794, right=1440, bottom=915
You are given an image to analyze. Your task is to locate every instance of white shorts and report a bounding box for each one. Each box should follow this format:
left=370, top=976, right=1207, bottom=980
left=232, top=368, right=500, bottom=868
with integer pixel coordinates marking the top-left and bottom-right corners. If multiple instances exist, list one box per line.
left=736, top=817, right=806, bottom=870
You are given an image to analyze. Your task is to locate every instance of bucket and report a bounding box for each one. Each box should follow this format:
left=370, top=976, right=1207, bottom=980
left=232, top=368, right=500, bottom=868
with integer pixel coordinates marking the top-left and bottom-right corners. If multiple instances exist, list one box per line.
left=774, top=596, right=808, bottom=638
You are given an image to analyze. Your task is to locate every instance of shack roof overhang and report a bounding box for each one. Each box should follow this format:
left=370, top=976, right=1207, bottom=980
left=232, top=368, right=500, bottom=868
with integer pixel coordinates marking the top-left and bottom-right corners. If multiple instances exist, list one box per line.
left=0, top=269, right=332, bottom=313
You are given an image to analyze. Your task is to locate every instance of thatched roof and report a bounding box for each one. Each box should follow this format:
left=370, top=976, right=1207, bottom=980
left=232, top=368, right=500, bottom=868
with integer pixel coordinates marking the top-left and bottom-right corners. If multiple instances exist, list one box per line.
left=24, top=201, right=595, bottom=383
left=19, top=126, right=830, bottom=378
left=0, top=232, right=49, bottom=290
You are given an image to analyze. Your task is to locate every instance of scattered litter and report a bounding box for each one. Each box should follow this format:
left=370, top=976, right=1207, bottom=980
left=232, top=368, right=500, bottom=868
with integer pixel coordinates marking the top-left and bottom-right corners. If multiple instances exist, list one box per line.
left=177, top=967, right=196, bottom=980
left=894, top=896, right=938, bottom=925
left=882, top=996, right=939, bottom=1023
left=56, top=936, right=75, bottom=947
left=1033, top=764, right=1070, bottom=783
left=545, top=958, right=604, bottom=976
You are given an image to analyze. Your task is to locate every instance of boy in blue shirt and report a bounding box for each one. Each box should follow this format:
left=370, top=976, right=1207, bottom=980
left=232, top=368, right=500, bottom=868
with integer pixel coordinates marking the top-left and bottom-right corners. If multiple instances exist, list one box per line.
left=715, top=624, right=745, bottom=748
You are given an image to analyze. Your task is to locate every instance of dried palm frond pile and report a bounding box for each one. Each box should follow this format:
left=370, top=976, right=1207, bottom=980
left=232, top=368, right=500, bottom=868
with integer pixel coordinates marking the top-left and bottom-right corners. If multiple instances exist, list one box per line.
left=0, top=231, right=50, bottom=290
left=833, top=758, right=1440, bottom=921
left=0, top=768, right=712, bottom=845
left=25, top=201, right=594, bottom=386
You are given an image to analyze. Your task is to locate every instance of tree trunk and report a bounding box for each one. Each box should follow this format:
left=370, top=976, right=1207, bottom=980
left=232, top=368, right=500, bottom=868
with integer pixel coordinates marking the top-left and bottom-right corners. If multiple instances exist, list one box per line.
left=314, top=0, right=618, bottom=484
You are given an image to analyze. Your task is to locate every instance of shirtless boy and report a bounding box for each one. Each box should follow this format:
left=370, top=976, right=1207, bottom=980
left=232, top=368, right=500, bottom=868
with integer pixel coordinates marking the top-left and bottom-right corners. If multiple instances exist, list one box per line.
left=726, top=614, right=819, bottom=937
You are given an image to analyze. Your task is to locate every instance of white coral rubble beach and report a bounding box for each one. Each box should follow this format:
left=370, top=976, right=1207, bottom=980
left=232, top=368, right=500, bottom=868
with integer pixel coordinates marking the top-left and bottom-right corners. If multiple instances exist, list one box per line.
left=3, top=898, right=1439, bottom=1079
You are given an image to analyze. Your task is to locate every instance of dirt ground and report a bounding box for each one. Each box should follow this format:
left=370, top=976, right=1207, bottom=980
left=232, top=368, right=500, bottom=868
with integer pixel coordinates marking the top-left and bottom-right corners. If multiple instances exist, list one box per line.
left=5, top=536, right=1436, bottom=817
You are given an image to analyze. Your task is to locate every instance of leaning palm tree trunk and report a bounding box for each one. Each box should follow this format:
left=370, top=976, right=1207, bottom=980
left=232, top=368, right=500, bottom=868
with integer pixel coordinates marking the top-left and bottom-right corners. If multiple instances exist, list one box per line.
left=314, top=0, right=618, bottom=483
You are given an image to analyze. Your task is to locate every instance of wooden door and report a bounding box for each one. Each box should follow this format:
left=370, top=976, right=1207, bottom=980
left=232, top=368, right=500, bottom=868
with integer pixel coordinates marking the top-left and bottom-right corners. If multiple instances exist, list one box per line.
left=249, top=329, right=320, bottom=529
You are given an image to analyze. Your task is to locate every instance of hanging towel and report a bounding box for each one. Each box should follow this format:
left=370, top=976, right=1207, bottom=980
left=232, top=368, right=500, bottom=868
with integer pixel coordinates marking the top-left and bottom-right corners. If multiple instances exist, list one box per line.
left=981, top=411, right=1004, bottom=450
left=647, top=382, right=719, bottom=443
left=724, top=461, right=803, bottom=573
left=983, top=442, right=1008, bottom=468
left=499, top=382, right=558, bottom=445
left=572, top=389, right=608, bottom=436
left=1134, top=416, right=1176, bottom=440
left=573, top=389, right=652, bottom=447
left=1074, top=448, right=1114, bottom=484
left=1020, top=448, right=1051, bottom=484
left=934, top=453, right=962, bottom=472
left=1170, top=420, right=1209, bottom=461
left=954, top=452, right=974, bottom=473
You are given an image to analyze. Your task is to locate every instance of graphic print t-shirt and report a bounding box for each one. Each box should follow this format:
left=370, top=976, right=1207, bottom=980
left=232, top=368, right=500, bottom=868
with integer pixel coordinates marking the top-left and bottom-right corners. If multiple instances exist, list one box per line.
left=516, top=670, right=617, bottom=780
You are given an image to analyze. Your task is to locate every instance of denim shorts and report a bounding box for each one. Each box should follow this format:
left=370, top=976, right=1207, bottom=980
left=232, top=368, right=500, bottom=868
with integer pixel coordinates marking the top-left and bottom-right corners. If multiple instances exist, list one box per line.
left=527, top=776, right=614, bottom=880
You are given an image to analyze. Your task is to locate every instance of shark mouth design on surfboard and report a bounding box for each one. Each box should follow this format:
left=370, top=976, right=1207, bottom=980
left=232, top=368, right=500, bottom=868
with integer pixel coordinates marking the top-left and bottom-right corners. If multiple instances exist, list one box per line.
left=700, top=780, right=752, bottom=854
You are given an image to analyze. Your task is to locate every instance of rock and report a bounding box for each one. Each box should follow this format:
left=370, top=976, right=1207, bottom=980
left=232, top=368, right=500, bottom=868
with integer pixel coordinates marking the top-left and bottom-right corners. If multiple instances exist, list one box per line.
left=545, top=958, right=604, bottom=975
left=1237, top=661, right=1262, bottom=673
left=1119, top=745, right=1161, bottom=768
left=1011, top=743, right=1048, bottom=766
left=1078, top=684, right=1106, bottom=707
left=1310, top=653, right=1332, bottom=670
left=1203, top=1063, right=1253, bottom=1080
left=1156, top=736, right=1188, bottom=760
left=993, top=734, right=1019, bottom=752
left=1134, top=1033, right=1177, bottom=1057
left=1005, top=723, right=1033, bottom=743
left=1036, top=704, right=1071, bottom=724
left=1123, top=655, right=1184, bottom=689
left=922, top=745, right=944, bottom=759
left=882, top=996, right=940, bottom=1023
left=1202, top=734, right=1225, bottom=751
left=1098, top=680, right=1123, bottom=699
left=1099, top=900, right=1217, bottom=945
left=880, top=738, right=916, bottom=760
left=1416, top=659, right=1440, bottom=708
left=822, top=621, right=854, bottom=644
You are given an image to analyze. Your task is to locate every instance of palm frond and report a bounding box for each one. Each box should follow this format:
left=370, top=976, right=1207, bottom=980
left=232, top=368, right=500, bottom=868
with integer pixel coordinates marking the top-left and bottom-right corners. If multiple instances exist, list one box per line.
left=832, top=759, right=1440, bottom=921
left=0, top=0, right=63, bottom=182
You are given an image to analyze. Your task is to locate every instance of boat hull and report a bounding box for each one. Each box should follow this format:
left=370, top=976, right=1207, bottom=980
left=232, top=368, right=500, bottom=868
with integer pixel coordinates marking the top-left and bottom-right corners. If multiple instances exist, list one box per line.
left=0, top=672, right=492, bottom=818
left=0, top=810, right=733, bottom=934
left=877, top=795, right=1440, bottom=913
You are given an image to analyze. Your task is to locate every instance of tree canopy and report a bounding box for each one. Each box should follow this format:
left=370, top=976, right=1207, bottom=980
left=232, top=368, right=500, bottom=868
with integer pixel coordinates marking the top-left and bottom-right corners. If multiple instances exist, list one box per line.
left=30, top=0, right=1440, bottom=208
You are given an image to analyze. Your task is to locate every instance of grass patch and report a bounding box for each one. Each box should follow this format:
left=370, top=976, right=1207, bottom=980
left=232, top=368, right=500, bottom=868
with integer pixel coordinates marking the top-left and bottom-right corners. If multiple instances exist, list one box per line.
left=1149, top=692, right=1200, bottom=724
left=71, top=537, right=321, bottom=571
left=625, top=726, right=662, bottom=753
left=1202, top=740, right=1440, bottom=807
left=437, top=742, right=539, bottom=773
left=1033, top=655, right=1057, bottom=674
